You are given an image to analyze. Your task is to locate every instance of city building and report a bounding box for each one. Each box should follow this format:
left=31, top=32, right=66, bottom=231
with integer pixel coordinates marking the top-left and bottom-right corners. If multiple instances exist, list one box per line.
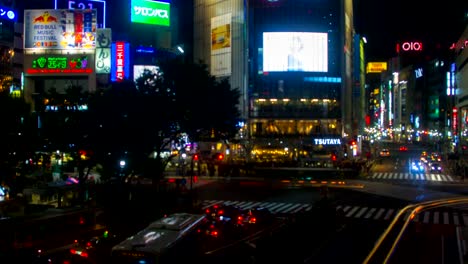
left=194, top=0, right=357, bottom=158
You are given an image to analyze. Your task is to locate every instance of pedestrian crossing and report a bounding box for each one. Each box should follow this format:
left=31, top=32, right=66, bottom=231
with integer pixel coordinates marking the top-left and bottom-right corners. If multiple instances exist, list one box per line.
left=201, top=200, right=468, bottom=226
left=370, top=172, right=455, bottom=182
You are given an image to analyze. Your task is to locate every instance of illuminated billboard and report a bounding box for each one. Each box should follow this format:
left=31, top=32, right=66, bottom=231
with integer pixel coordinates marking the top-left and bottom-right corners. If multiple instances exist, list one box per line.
left=111, top=42, right=130, bottom=82
left=24, top=9, right=97, bottom=50
left=133, top=65, right=158, bottom=82
left=26, top=55, right=93, bottom=74
left=55, top=0, right=106, bottom=28
left=131, top=0, right=170, bottom=26
left=0, top=6, right=16, bottom=21
left=263, top=32, right=328, bottom=72
left=366, top=62, right=387, bottom=73
left=210, top=13, right=231, bottom=77
left=95, top=28, right=111, bottom=74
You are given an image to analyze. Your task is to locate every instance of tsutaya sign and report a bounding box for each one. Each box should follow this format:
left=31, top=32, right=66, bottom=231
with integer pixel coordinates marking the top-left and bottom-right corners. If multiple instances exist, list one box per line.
left=314, top=138, right=342, bottom=145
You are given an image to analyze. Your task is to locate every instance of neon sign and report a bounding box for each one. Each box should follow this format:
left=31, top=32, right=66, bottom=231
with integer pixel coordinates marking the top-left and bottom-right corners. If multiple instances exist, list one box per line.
left=131, top=0, right=170, bottom=26
left=400, top=42, right=423, bottom=52
left=27, top=56, right=92, bottom=74
left=314, top=138, right=342, bottom=145
left=0, top=6, right=16, bottom=20
left=111, top=42, right=130, bottom=82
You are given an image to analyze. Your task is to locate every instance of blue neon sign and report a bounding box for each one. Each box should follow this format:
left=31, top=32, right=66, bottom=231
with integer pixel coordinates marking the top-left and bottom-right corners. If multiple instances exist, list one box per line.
left=0, top=7, right=16, bottom=21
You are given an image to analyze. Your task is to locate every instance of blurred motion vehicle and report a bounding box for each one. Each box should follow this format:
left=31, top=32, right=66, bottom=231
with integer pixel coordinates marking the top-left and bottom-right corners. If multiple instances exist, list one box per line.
left=363, top=197, right=468, bottom=264
left=379, top=149, right=390, bottom=157
left=236, top=207, right=274, bottom=227
left=430, top=162, right=442, bottom=173
left=111, top=213, right=207, bottom=264
left=411, top=161, right=425, bottom=173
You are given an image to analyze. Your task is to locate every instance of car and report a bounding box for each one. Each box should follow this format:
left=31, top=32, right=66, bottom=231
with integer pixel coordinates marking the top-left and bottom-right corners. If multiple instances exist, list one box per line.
left=236, top=207, right=274, bottom=226
left=379, top=149, right=390, bottom=157
left=399, top=145, right=408, bottom=151
left=430, top=163, right=442, bottom=173
left=204, top=203, right=243, bottom=223
left=411, top=161, right=424, bottom=173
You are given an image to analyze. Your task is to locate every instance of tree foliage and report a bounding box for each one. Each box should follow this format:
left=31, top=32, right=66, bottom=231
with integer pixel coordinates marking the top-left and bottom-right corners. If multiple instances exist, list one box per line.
left=85, top=59, right=240, bottom=181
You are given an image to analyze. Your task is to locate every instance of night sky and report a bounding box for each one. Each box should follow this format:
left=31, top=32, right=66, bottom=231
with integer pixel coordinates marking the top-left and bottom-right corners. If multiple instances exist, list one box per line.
left=354, top=0, right=467, bottom=60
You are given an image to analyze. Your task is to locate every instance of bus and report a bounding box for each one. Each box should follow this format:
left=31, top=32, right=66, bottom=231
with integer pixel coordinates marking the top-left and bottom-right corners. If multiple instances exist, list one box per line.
left=111, top=212, right=207, bottom=264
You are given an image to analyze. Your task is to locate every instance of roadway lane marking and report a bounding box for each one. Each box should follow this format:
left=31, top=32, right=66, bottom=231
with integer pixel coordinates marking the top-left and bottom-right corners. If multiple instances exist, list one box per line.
left=281, top=203, right=304, bottom=213
left=463, top=214, right=468, bottom=226
left=273, top=203, right=296, bottom=213
left=292, top=204, right=311, bottom=213
left=453, top=212, right=460, bottom=226
left=434, top=211, right=440, bottom=224
left=384, top=209, right=395, bottom=220
left=345, top=206, right=360, bottom=217
left=404, top=173, right=410, bottom=180
left=444, top=212, right=449, bottom=225
left=364, top=208, right=377, bottom=219
left=354, top=207, right=368, bottom=218
left=202, top=200, right=223, bottom=209
left=236, top=201, right=251, bottom=207
left=264, top=203, right=286, bottom=211
left=304, top=205, right=313, bottom=211
left=241, top=201, right=262, bottom=210
left=374, top=208, right=385, bottom=220
left=423, top=212, right=430, bottom=224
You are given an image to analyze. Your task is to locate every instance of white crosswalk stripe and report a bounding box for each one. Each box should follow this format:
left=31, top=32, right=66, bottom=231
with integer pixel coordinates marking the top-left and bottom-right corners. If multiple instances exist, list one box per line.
left=201, top=200, right=314, bottom=214
left=370, top=172, right=455, bottom=182
left=200, top=200, right=468, bottom=226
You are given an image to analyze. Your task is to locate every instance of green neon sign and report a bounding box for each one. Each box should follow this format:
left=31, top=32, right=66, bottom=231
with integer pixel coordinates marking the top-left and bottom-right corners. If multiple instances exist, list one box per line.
left=32, top=56, right=89, bottom=69
left=131, top=0, right=170, bottom=26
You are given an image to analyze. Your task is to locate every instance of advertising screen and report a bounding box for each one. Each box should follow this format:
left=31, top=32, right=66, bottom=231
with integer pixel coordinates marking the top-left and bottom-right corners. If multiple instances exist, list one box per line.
left=24, top=9, right=96, bottom=50
left=55, top=0, right=106, bottom=28
left=131, top=0, right=170, bottom=26
left=210, top=13, right=231, bottom=77
left=263, top=32, right=328, bottom=72
left=133, top=65, right=159, bottom=82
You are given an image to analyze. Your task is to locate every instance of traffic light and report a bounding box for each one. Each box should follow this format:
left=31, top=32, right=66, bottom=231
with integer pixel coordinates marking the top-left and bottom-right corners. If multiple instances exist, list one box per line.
left=216, top=153, right=224, bottom=160
left=193, top=154, right=199, bottom=161
left=331, top=154, right=337, bottom=161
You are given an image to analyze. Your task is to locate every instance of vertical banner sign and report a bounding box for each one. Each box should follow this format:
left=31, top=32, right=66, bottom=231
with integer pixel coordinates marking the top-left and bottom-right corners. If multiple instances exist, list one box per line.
left=111, top=42, right=130, bottom=82
left=453, top=107, right=458, bottom=135
left=210, top=13, right=231, bottom=77
left=95, top=28, right=111, bottom=74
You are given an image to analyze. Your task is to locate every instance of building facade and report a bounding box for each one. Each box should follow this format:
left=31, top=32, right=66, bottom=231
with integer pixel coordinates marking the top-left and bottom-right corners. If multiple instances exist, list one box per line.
left=194, top=0, right=356, bottom=153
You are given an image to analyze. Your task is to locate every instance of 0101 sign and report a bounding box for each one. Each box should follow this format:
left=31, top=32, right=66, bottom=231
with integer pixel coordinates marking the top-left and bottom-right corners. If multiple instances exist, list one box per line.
left=401, top=41, right=423, bottom=52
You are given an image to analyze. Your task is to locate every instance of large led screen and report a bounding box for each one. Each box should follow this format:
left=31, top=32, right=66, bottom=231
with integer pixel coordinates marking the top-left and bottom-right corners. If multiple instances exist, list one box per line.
left=131, top=0, right=170, bottom=26
left=133, top=65, right=159, bottom=82
left=263, top=32, right=328, bottom=72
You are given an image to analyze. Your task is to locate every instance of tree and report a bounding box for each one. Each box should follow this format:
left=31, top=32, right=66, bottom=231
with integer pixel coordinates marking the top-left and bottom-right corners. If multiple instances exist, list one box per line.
left=85, top=59, right=240, bottom=185
left=0, top=89, right=33, bottom=186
